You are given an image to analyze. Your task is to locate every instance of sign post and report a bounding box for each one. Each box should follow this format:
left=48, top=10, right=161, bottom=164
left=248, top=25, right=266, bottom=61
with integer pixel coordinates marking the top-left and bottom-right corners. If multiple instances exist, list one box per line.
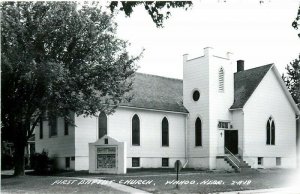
left=174, top=160, right=182, bottom=189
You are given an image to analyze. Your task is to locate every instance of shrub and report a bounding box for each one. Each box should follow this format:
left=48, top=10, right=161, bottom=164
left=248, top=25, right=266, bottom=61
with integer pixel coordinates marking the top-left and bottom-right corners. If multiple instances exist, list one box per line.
left=30, top=150, right=54, bottom=174
left=1, top=153, right=14, bottom=170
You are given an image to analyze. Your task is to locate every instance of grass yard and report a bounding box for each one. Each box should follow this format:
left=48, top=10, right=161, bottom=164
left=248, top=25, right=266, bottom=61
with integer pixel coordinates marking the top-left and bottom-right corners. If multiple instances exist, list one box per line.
left=1, top=168, right=299, bottom=193
left=94, top=168, right=300, bottom=193
left=1, top=174, right=126, bottom=194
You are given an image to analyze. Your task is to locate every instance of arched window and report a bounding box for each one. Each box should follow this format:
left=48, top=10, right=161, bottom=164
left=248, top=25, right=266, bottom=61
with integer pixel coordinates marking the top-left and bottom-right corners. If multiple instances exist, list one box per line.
left=132, top=114, right=140, bottom=145
left=98, top=112, right=107, bottom=139
left=219, top=67, right=224, bottom=92
left=266, top=117, right=275, bottom=145
left=162, top=117, right=169, bottom=146
left=195, top=117, right=202, bottom=146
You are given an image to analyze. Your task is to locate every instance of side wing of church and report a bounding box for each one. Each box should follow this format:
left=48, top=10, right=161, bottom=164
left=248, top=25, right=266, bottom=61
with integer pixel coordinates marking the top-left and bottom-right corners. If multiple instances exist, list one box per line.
left=35, top=47, right=300, bottom=173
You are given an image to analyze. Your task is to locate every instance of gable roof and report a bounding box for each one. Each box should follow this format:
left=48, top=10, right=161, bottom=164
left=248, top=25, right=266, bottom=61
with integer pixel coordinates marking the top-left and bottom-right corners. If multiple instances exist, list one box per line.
left=230, top=64, right=273, bottom=109
left=120, top=73, right=188, bottom=113
left=120, top=64, right=299, bottom=115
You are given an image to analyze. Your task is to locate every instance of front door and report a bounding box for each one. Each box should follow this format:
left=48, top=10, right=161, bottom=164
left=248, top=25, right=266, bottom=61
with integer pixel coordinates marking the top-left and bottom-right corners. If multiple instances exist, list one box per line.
left=224, top=130, right=238, bottom=154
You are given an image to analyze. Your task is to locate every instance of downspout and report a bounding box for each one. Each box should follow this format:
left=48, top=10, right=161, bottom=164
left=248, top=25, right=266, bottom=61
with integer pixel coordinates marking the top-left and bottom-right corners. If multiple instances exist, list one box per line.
left=183, top=114, right=189, bottom=168
left=242, top=109, right=245, bottom=158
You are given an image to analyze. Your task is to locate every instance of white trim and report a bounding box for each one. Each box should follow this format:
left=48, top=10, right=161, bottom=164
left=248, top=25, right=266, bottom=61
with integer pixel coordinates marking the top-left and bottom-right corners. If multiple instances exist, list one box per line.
left=186, top=55, right=204, bottom=62
left=213, top=55, right=230, bottom=60
left=242, top=65, right=273, bottom=110
left=118, top=105, right=188, bottom=115
left=272, top=65, right=300, bottom=115
left=243, top=65, right=300, bottom=115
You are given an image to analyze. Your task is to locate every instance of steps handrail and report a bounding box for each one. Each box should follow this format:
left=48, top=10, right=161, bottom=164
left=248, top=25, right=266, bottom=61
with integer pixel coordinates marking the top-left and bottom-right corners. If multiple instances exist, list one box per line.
left=224, top=147, right=241, bottom=163
left=225, top=155, right=240, bottom=169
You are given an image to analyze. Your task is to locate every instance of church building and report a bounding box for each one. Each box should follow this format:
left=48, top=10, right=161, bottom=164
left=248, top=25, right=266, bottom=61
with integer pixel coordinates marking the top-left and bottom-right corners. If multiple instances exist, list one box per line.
left=35, top=47, right=300, bottom=173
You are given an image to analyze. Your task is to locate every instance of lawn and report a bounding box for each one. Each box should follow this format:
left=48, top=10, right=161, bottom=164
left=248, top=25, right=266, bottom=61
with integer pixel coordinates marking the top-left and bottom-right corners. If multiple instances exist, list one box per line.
left=1, top=174, right=126, bottom=194
left=92, top=168, right=299, bottom=193
left=1, top=168, right=299, bottom=194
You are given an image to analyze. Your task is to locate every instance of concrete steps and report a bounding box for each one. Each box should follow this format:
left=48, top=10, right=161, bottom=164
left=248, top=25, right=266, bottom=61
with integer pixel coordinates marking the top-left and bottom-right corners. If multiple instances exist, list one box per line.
left=223, top=154, right=256, bottom=173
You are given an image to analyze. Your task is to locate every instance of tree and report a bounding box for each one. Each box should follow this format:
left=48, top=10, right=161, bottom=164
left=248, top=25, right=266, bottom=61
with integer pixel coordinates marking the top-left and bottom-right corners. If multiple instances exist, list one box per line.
left=282, top=55, right=300, bottom=104
left=292, top=3, right=300, bottom=38
left=283, top=3, right=300, bottom=103
left=109, top=1, right=192, bottom=28
left=1, top=1, right=141, bottom=176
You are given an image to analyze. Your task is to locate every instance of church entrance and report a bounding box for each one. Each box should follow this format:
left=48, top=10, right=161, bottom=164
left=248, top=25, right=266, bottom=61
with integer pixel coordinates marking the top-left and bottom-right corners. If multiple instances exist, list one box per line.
left=224, top=130, right=238, bottom=155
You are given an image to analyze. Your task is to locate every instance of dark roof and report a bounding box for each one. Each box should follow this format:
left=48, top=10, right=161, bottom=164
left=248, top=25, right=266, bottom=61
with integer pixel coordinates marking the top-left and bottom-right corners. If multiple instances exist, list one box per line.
left=121, top=64, right=273, bottom=112
left=120, top=73, right=188, bottom=113
left=230, top=64, right=273, bottom=109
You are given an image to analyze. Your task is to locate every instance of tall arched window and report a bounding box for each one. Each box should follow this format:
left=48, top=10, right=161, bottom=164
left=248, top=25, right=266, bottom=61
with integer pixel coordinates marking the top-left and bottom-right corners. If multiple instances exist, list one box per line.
left=162, top=117, right=169, bottom=146
left=132, top=114, right=140, bottom=145
left=266, top=117, right=275, bottom=145
left=195, top=117, right=202, bottom=146
left=98, top=112, right=107, bottom=139
left=219, top=67, right=224, bottom=92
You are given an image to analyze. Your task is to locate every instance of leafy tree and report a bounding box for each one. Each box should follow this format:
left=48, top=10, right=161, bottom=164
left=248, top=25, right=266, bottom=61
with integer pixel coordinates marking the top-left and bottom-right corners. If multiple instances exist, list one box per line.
left=109, top=1, right=192, bottom=27
left=292, top=3, right=300, bottom=38
left=282, top=55, right=300, bottom=104
left=1, top=1, right=141, bottom=176
left=283, top=4, right=300, bottom=104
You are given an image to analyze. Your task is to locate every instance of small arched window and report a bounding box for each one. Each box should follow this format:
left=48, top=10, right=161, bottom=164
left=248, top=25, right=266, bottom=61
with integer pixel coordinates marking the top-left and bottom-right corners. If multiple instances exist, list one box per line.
left=132, top=114, right=140, bottom=146
left=162, top=117, right=169, bottom=146
left=98, top=112, right=107, bottom=139
left=195, top=117, right=202, bottom=146
left=266, top=117, right=275, bottom=145
left=219, top=67, right=224, bottom=92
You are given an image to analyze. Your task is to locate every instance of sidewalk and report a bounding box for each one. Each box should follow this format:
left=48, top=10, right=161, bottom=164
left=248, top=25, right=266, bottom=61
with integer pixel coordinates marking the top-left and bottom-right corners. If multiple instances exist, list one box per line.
left=217, top=187, right=300, bottom=194
left=1, top=169, right=34, bottom=176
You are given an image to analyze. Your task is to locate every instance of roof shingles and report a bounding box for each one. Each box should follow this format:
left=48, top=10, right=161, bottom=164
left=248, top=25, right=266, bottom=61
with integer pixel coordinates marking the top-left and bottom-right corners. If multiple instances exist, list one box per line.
left=120, top=73, right=188, bottom=113
left=230, top=64, right=273, bottom=109
left=121, top=64, right=273, bottom=113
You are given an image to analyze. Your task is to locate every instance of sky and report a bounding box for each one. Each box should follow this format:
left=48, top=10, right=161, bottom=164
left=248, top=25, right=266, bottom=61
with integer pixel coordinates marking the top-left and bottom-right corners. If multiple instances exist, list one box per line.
left=115, top=0, right=300, bottom=79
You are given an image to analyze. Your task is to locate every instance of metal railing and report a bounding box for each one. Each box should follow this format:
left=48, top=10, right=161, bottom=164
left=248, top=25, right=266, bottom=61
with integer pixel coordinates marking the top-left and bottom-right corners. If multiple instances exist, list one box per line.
left=225, top=147, right=241, bottom=163
left=225, top=156, right=240, bottom=169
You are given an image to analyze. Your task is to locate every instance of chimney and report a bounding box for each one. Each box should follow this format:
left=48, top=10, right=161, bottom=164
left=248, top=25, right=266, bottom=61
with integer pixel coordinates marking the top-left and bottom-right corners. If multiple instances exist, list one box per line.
left=237, top=60, right=244, bottom=72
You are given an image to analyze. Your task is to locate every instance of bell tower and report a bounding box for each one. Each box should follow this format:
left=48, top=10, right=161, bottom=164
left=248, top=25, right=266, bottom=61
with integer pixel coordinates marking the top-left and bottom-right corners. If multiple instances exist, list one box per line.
left=183, top=47, right=234, bottom=169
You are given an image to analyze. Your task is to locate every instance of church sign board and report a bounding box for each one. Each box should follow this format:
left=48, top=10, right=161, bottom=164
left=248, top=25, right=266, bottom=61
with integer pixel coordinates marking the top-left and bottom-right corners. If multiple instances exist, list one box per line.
left=89, top=135, right=127, bottom=174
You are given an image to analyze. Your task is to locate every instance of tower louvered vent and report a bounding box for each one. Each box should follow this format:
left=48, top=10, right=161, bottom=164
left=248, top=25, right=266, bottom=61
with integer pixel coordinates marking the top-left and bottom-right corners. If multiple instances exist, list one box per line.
left=219, top=67, right=224, bottom=92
